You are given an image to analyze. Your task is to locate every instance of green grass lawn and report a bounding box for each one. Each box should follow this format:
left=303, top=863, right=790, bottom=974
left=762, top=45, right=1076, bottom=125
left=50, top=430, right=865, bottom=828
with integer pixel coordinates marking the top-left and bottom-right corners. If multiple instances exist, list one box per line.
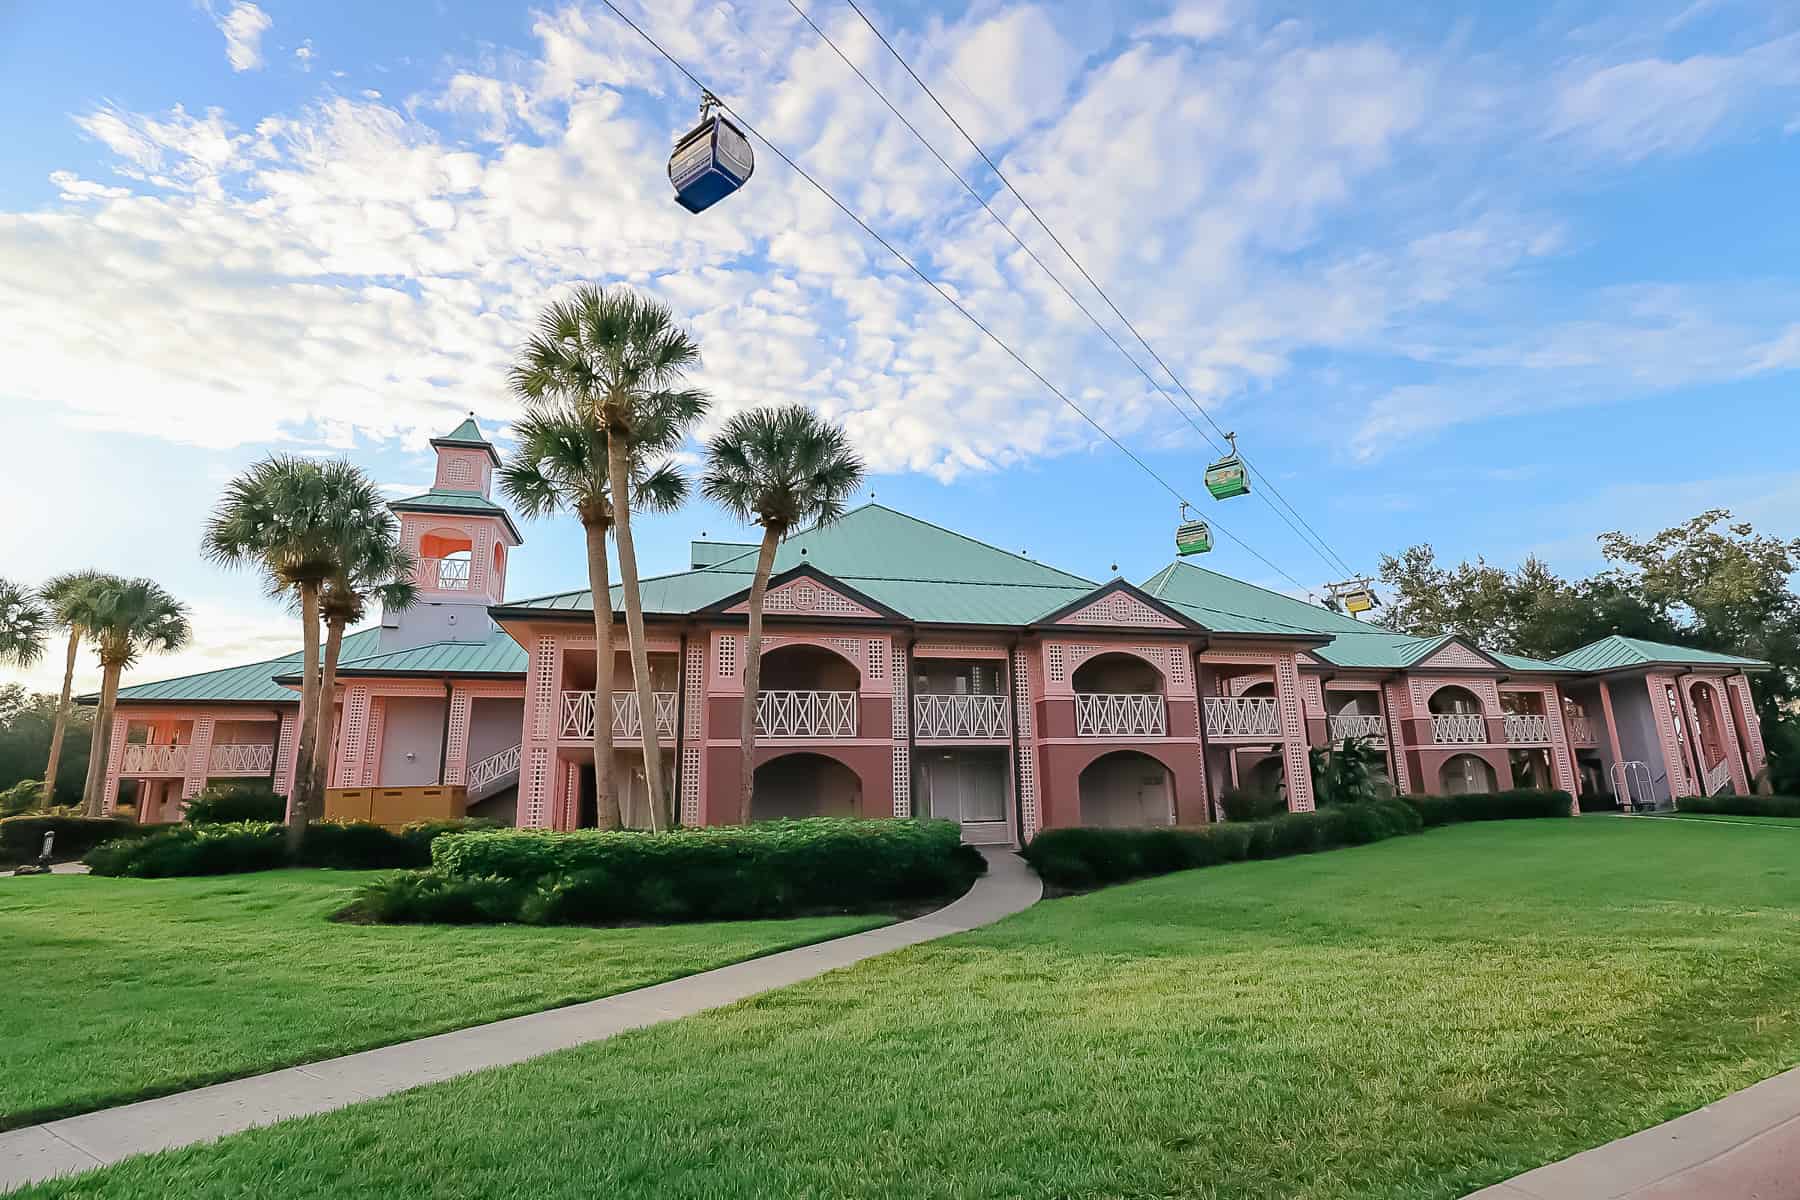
left=0, top=870, right=884, bottom=1129
left=1650, top=811, right=1800, bottom=828
left=22, top=817, right=1800, bottom=1200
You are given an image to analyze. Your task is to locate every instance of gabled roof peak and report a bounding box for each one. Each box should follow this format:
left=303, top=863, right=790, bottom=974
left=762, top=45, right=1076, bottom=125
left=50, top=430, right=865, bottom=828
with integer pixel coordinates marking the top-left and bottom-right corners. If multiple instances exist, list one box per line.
left=430, top=413, right=501, bottom=465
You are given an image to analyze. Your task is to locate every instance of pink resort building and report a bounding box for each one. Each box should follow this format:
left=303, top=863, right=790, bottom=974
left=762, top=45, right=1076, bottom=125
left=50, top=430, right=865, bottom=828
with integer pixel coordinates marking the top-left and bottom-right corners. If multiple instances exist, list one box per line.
left=95, top=419, right=1772, bottom=843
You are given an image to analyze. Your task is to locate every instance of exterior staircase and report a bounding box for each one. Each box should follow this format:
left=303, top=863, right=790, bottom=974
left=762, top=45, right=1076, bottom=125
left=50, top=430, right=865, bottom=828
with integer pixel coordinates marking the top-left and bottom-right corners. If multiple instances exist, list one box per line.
left=466, top=744, right=521, bottom=803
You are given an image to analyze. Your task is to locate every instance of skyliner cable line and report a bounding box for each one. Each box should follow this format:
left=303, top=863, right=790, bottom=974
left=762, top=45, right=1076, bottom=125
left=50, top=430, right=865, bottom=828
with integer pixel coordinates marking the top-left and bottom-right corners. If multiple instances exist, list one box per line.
left=597, top=0, right=1317, bottom=595
left=839, top=0, right=1362, bottom=583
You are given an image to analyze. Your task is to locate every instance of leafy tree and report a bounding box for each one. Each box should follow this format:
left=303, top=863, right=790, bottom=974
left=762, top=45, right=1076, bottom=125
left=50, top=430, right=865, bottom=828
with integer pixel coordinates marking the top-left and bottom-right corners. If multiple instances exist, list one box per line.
left=0, top=686, right=94, bottom=807
left=500, top=399, right=689, bottom=829
left=0, top=577, right=49, bottom=668
left=702, top=405, right=865, bottom=822
left=1311, top=737, right=1384, bottom=807
left=37, top=570, right=112, bottom=806
left=309, top=463, right=418, bottom=804
left=78, top=578, right=190, bottom=816
left=509, top=286, right=710, bottom=830
left=202, top=457, right=341, bottom=844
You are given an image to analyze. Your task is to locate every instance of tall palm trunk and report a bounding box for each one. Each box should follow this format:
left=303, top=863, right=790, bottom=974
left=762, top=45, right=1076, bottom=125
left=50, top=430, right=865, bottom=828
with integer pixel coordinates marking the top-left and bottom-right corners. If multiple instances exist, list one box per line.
left=606, top=433, right=665, bottom=832
left=288, top=582, right=324, bottom=851
left=308, top=615, right=345, bottom=806
left=81, top=660, right=123, bottom=818
left=44, top=627, right=82, bottom=806
left=738, top=528, right=781, bottom=823
left=586, top=519, right=620, bottom=829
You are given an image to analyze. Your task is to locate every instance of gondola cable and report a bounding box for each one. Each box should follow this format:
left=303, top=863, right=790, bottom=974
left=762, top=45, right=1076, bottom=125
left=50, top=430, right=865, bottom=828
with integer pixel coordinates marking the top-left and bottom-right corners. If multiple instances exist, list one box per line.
left=595, top=0, right=1316, bottom=595
left=838, top=0, right=1362, bottom=582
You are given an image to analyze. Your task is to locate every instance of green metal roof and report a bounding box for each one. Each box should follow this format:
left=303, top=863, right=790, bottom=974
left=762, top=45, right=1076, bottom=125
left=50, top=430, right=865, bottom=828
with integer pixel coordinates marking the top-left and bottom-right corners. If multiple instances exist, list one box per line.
left=388, top=488, right=521, bottom=540
left=691, top=540, right=758, bottom=569
left=286, top=629, right=525, bottom=678
left=1491, top=650, right=1571, bottom=674
left=1310, top=631, right=1454, bottom=670
left=430, top=416, right=501, bottom=464
left=111, top=628, right=383, bottom=704
left=1552, top=635, right=1769, bottom=673
left=1141, top=561, right=1375, bottom=638
left=502, top=504, right=1100, bottom=625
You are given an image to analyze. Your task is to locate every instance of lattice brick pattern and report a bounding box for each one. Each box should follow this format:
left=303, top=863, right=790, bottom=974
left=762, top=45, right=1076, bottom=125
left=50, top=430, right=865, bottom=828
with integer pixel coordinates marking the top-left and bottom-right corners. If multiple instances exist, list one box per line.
left=867, top=638, right=886, bottom=681
left=1064, top=591, right=1182, bottom=628
left=523, top=747, right=551, bottom=827
left=684, top=642, right=706, bottom=738
left=444, top=690, right=473, bottom=784
left=680, top=746, right=702, bottom=826
left=361, top=702, right=384, bottom=786
left=891, top=642, right=909, bottom=817
left=530, top=637, right=556, bottom=740
left=1383, top=682, right=1412, bottom=794
left=1276, top=655, right=1313, bottom=811
left=337, top=689, right=371, bottom=788
left=717, top=633, right=738, bottom=680
left=1013, top=646, right=1038, bottom=839
left=182, top=716, right=216, bottom=798
left=101, top=714, right=128, bottom=812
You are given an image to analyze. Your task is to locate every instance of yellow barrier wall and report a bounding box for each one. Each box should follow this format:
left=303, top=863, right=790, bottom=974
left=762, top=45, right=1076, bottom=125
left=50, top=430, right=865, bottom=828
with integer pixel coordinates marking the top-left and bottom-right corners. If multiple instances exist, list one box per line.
left=323, top=786, right=467, bottom=829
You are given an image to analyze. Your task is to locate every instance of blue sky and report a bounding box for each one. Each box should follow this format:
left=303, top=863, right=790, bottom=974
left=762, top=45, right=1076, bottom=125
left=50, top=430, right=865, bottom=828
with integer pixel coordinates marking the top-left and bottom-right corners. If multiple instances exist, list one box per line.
left=1, top=0, right=1797, bottom=692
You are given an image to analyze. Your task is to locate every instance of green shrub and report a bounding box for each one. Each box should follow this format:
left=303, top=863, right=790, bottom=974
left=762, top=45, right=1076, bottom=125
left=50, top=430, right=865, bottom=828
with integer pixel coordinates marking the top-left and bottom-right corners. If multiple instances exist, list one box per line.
left=1678, top=793, right=1800, bottom=818
left=350, top=872, right=526, bottom=924
left=1578, top=791, right=1619, bottom=813
left=1219, top=787, right=1285, bottom=822
left=84, top=818, right=497, bottom=877
left=350, top=818, right=983, bottom=925
left=1022, top=799, right=1421, bottom=889
left=183, top=783, right=286, bottom=825
left=0, top=780, right=45, bottom=818
left=1403, top=789, right=1574, bottom=827
left=1, top=813, right=149, bottom=863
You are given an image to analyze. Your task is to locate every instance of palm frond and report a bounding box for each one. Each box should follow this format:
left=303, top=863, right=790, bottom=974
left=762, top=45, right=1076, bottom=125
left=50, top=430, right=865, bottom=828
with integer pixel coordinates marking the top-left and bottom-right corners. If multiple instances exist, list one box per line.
left=702, top=404, right=866, bottom=535
left=0, top=577, right=52, bottom=667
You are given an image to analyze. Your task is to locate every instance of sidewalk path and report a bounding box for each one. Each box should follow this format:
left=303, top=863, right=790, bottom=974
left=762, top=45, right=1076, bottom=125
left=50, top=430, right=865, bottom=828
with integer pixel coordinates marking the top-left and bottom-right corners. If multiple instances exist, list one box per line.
left=1466, top=1063, right=1800, bottom=1199
left=0, top=848, right=1041, bottom=1193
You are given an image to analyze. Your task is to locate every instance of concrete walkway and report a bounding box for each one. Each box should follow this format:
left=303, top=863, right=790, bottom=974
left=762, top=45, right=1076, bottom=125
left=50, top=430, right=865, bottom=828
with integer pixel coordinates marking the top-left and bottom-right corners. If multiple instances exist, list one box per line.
left=1466, top=1063, right=1800, bottom=1199
left=0, top=848, right=1040, bottom=1193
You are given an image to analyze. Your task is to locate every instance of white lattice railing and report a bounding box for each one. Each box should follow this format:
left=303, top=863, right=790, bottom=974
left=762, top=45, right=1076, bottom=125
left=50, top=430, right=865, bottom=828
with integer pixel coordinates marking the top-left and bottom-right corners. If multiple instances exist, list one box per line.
left=1504, top=713, right=1551, bottom=744
left=758, top=690, right=858, bottom=738
left=207, top=743, right=274, bottom=775
left=1432, top=713, right=1488, bottom=744
left=467, top=743, right=521, bottom=795
left=1705, top=757, right=1732, bottom=796
left=1567, top=715, right=1598, bottom=744
left=1079, top=692, right=1168, bottom=737
left=424, top=557, right=471, bottom=590
left=1328, top=713, right=1386, bottom=742
left=121, top=744, right=188, bottom=775
left=559, top=691, right=679, bottom=740
left=1203, top=696, right=1280, bottom=739
left=914, top=693, right=1010, bottom=739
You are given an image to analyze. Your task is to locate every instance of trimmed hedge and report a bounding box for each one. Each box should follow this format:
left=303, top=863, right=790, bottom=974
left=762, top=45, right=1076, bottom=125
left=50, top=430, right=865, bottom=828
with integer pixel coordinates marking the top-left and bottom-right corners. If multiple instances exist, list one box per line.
left=182, top=784, right=286, bottom=825
left=354, top=818, right=986, bottom=925
left=1219, top=787, right=1285, bottom=822
left=1401, top=789, right=1575, bottom=826
left=83, top=819, right=497, bottom=878
left=1023, top=800, right=1423, bottom=889
left=1678, top=794, right=1800, bottom=818
left=1, top=814, right=150, bottom=864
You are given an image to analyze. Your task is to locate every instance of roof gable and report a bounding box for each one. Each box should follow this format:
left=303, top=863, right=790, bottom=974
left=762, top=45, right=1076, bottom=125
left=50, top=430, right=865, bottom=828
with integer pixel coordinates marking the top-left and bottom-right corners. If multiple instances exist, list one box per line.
left=1033, top=579, right=1201, bottom=631
left=707, top=564, right=903, bottom=621
left=1553, top=634, right=1769, bottom=673
left=1412, top=638, right=1507, bottom=673
left=430, top=415, right=501, bottom=465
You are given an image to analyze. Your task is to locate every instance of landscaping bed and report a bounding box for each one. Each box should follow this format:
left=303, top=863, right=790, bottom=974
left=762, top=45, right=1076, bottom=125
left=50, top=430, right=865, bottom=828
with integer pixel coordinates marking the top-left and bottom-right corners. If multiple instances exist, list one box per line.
left=341, top=817, right=986, bottom=925
left=82, top=818, right=498, bottom=876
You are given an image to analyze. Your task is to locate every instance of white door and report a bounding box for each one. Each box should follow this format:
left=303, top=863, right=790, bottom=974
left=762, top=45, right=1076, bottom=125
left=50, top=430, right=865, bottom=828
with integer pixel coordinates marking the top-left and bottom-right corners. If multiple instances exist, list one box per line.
left=923, top=751, right=1013, bottom=844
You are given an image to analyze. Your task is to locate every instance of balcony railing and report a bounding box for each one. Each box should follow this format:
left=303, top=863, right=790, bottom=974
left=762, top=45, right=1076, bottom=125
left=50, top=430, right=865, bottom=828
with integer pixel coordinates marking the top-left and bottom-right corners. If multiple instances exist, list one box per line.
left=467, top=743, right=521, bottom=796
left=1431, top=713, right=1488, bottom=744
left=424, top=557, right=471, bottom=591
left=559, top=691, right=679, bottom=740
left=1704, top=757, right=1732, bottom=796
left=1078, top=692, right=1167, bottom=737
left=758, top=690, right=858, bottom=738
left=1203, top=696, right=1280, bottom=739
left=1567, top=715, right=1598, bottom=745
left=121, top=744, right=188, bottom=775
left=208, top=743, right=274, bottom=775
left=1328, top=713, right=1386, bottom=742
left=1504, top=713, right=1551, bottom=744
left=914, top=693, right=1010, bottom=739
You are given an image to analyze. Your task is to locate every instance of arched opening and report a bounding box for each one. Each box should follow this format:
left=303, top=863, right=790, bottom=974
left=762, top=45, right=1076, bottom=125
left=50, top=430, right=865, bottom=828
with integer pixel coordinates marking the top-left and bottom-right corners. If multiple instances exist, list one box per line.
left=751, top=752, right=862, bottom=820
left=491, top=542, right=506, bottom=592
left=1238, top=680, right=1275, bottom=700
left=1241, top=752, right=1287, bottom=801
left=1072, top=652, right=1163, bottom=695
left=759, top=644, right=860, bottom=692
left=1078, top=750, right=1173, bottom=827
left=420, top=529, right=473, bottom=591
left=1690, top=682, right=1724, bottom=764
left=1428, top=686, right=1483, bottom=715
left=1439, top=753, right=1496, bottom=795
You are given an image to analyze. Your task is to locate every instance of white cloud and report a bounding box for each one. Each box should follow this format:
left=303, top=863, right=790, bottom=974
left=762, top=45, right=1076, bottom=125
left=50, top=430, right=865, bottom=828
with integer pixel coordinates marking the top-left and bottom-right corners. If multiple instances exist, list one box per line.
left=1137, top=0, right=1243, bottom=43
left=212, top=1, right=274, bottom=73
left=294, top=39, right=315, bottom=71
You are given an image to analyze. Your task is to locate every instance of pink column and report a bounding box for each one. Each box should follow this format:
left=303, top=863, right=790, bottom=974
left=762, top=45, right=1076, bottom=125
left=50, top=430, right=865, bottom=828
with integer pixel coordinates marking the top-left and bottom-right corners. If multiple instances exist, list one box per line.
left=1274, top=651, right=1314, bottom=812
left=333, top=685, right=373, bottom=788
left=442, top=687, right=474, bottom=786
left=1381, top=679, right=1412, bottom=795
left=274, top=709, right=301, bottom=817
left=518, top=634, right=559, bottom=829
left=1597, top=680, right=1625, bottom=772
left=1011, top=645, right=1040, bottom=841
left=180, top=715, right=217, bottom=801
left=1543, top=686, right=1579, bottom=812
left=100, top=713, right=129, bottom=814
left=1645, top=674, right=1693, bottom=798
left=1726, top=674, right=1767, bottom=785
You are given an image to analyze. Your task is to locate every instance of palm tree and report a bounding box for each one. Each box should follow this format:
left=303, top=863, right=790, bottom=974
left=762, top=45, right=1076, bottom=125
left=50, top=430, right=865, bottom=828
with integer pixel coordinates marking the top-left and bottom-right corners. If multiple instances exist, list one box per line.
left=501, top=398, right=689, bottom=829
left=39, top=571, right=114, bottom=806
left=0, top=577, right=50, bottom=669
left=702, top=405, right=865, bottom=822
left=509, top=285, right=709, bottom=830
left=79, top=578, right=190, bottom=817
left=202, top=457, right=341, bottom=844
left=309, top=462, right=418, bottom=804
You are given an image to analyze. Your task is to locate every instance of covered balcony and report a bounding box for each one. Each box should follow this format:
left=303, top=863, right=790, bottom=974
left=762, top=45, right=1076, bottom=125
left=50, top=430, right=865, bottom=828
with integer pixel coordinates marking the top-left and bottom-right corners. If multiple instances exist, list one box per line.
left=1204, top=680, right=1278, bottom=741
left=1501, top=692, right=1550, bottom=745
left=558, top=649, right=679, bottom=742
left=1325, top=691, right=1385, bottom=744
left=118, top=717, right=276, bottom=778
left=913, top=658, right=1009, bottom=741
left=756, top=644, right=859, bottom=739
left=1073, top=653, right=1166, bottom=737
left=1428, top=686, right=1489, bottom=745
